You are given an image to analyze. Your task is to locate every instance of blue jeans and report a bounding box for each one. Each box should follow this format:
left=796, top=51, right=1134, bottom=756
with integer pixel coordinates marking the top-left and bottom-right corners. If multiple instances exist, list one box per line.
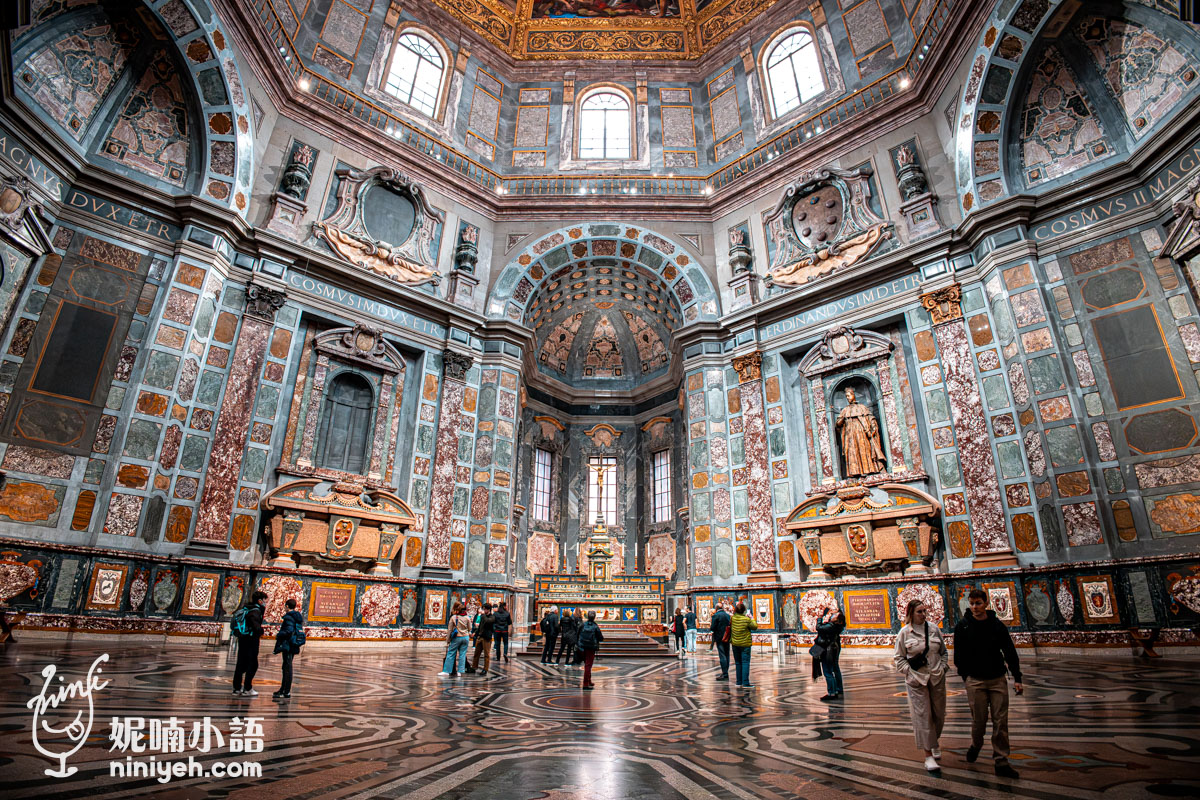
left=733, top=645, right=752, bottom=686
left=822, top=648, right=843, bottom=695
left=443, top=634, right=468, bottom=673
left=685, top=629, right=697, bottom=652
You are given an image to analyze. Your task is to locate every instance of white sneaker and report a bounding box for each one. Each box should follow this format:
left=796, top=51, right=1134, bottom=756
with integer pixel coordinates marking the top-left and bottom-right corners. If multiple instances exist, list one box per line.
left=925, top=756, right=940, bottom=772
left=231, top=690, right=242, bottom=696
left=438, top=671, right=450, bottom=677
left=244, top=689, right=259, bottom=697
left=931, top=748, right=941, bottom=759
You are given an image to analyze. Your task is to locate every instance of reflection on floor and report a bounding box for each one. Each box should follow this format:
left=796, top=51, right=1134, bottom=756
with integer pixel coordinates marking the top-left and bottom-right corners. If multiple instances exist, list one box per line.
left=2, top=640, right=1197, bottom=799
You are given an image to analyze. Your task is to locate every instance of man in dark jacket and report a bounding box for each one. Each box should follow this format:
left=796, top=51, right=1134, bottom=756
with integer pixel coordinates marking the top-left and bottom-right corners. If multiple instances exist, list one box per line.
left=954, top=588, right=1023, bottom=779
left=468, top=603, right=495, bottom=675
left=273, top=598, right=304, bottom=699
left=710, top=605, right=732, bottom=680
left=555, top=607, right=578, bottom=664
left=232, top=591, right=267, bottom=696
left=492, top=602, right=513, bottom=662
left=540, top=607, right=559, bottom=663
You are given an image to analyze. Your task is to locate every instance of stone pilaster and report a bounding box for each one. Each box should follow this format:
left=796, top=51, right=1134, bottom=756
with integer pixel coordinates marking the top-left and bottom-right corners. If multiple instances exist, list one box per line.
left=188, top=283, right=287, bottom=554
left=732, top=350, right=779, bottom=582
left=421, top=349, right=474, bottom=574
left=920, top=283, right=1016, bottom=567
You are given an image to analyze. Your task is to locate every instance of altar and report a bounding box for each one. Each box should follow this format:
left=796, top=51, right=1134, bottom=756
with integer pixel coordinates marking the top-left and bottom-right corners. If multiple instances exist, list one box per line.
left=533, top=573, right=666, bottom=626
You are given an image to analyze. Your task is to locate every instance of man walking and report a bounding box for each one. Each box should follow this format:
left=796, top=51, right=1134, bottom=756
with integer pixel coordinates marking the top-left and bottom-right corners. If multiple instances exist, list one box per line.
left=468, top=603, right=496, bottom=675
left=684, top=606, right=698, bottom=653
left=710, top=603, right=731, bottom=680
left=493, top=601, right=512, bottom=663
left=232, top=591, right=267, bottom=696
left=953, top=588, right=1023, bottom=779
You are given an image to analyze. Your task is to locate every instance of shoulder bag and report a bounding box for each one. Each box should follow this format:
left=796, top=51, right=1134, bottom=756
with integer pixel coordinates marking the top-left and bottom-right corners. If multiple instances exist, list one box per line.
left=906, top=624, right=930, bottom=671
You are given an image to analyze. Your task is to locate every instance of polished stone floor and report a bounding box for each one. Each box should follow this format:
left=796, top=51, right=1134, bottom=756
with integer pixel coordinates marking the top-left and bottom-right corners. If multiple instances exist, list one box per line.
left=1, top=639, right=1197, bottom=799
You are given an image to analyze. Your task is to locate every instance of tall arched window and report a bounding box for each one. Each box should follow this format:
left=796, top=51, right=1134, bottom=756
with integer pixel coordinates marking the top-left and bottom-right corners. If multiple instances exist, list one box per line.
left=384, top=30, right=445, bottom=117
left=763, top=27, right=825, bottom=119
left=579, top=89, right=632, bottom=159
left=317, top=373, right=375, bottom=474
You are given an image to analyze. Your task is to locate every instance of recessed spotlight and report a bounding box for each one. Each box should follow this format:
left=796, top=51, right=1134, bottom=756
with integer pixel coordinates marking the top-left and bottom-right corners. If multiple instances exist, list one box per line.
left=298, top=77, right=311, bottom=92
left=900, top=76, right=911, bottom=89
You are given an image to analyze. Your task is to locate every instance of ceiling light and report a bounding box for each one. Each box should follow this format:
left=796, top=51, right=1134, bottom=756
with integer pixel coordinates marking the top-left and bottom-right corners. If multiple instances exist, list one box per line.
left=805, top=130, right=812, bottom=138
left=630, top=187, right=638, bottom=194
left=900, top=76, right=911, bottom=89
left=579, top=186, right=588, bottom=195
left=496, top=184, right=506, bottom=194
left=298, top=77, right=311, bottom=92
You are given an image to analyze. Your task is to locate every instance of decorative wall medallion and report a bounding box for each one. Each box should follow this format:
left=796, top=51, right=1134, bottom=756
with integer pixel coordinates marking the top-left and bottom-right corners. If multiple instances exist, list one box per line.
left=182, top=571, right=220, bottom=616
left=797, top=589, right=838, bottom=631
left=1056, top=578, right=1075, bottom=623
left=401, top=587, right=418, bottom=622
left=983, top=581, right=1019, bottom=626
left=583, top=423, right=621, bottom=448
left=1077, top=575, right=1120, bottom=624
left=765, top=166, right=893, bottom=288
left=361, top=584, right=401, bottom=626
left=152, top=571, right=179, bottom=612
left=313, top=166, right=444, bottom=285
left=896, top=584, right=945, bottom=627
left=782, top=594, right=798, bottom=629
left=86, top=564, right=127, bottom=611
left=1025, top=581, right=1052, bottom=624
left=128, top=568, right=149, bottom=612
left=221, top=576, right=245, bottom=615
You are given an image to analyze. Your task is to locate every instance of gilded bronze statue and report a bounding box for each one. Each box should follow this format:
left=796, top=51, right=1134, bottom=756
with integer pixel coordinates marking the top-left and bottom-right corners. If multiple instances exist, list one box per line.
left=835, top=387, right=886, bottom=477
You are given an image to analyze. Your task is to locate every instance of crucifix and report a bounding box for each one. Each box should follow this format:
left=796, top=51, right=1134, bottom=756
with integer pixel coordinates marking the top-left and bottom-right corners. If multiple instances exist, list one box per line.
left=588, top=460, right=613, bottom=528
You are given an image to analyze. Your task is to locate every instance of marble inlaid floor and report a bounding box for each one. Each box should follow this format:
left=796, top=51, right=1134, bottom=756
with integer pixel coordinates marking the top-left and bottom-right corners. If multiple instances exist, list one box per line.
left=2, top=640, right=1197, bottom=799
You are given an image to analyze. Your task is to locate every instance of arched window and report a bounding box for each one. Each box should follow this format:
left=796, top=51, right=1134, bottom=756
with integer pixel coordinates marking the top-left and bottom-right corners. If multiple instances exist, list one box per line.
left=579, top=89, right=632, bottom=159
left=763, top=27, right=825, bottom=119
left=384, top=31, right=445, bottom=117
left=317, top=373, right=375, bottom=474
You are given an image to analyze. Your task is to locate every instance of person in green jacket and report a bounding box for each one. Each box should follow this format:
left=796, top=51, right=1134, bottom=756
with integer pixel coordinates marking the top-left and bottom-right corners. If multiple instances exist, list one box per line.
left=729, top=601, right=758, bottom=688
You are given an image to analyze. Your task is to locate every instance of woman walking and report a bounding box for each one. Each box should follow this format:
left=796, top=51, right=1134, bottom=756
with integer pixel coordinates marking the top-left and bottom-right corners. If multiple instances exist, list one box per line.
left=813, top=607, right=845, bottom=700
left=730, top=602, right=758, bottom=688
left=895, top=599, right=949, bottom=773
left=439, top=602, right=470, bottom=677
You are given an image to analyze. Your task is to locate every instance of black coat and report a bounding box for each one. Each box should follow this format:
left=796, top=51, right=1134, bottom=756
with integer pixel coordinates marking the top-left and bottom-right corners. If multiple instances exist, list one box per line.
left=492, top=609, right=512, bottom=632
left=274, top=609, right=303, bottom=654
left=560, top=615, right=580, bottom=644
left=953, top=610, right=1023, bottom=681
left=710, top=609, right=731, bottom=645
left=540, top=614, right=559, bottom=637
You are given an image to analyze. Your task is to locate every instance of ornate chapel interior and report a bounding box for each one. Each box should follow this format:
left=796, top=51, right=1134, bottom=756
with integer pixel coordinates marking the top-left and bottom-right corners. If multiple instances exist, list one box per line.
left=0, top=0, right=1199, bottom=655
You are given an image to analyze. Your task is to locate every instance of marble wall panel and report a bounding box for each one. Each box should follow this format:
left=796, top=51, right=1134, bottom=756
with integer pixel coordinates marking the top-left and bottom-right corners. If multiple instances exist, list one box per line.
left=425, top=380, right=466, bottom=568
left=738, top=382, right=776, bottom=572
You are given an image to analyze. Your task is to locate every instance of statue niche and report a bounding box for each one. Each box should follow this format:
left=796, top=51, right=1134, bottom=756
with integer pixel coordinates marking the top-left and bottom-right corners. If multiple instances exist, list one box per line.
left=834, top=383, right=886, bottom=478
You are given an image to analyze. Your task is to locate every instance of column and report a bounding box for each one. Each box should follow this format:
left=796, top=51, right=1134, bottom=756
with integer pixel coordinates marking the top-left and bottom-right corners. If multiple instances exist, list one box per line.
left=421, top=349, right=474, bottom=574
left=189, top=283, right=287, bottom=553
left=732, top=350, right=779, bottom=583
left=920, top=283, right=1016, bottom=567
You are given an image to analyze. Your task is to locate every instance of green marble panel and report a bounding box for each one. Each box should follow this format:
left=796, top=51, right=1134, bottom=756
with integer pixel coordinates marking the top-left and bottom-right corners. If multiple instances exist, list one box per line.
left=1028, top=355, right=1065, bottom=395
left=180, top=435, right=207, bottom=470
left=123, top=419, right=162, bottom=460
left=936, top=453, right=961, bottom=488
left=1045, top=425, right=1083, bottom=467
left=241, top=447, right=266, bottom=482
left=997, top=441, right=1025, bottom=478
left=144, top=352, right=181, bottom=390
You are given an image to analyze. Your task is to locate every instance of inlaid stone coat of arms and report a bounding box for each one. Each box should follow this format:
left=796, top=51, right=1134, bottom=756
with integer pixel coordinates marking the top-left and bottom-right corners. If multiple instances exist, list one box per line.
left=313, top=166, right=444, bottom=285
left=764, top=165, right=894, bottom=288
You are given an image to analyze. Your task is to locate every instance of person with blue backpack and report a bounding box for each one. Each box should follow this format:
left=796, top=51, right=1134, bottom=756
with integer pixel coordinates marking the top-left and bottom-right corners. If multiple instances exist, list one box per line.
left=577, top=610, right=604, bottom=690
left=273, top=598, right=305, bottom=699
left=231, top=591, right=267, bottom=697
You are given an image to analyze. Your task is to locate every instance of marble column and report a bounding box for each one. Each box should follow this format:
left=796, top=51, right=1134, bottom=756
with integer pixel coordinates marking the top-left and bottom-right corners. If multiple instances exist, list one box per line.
left=189, top=283, right=287, bottom=553
left=422, top=350, right=474, bottom=573
left=920, top=284, right=1016, bottom=567
left=732, top=351, right=779, bottom=583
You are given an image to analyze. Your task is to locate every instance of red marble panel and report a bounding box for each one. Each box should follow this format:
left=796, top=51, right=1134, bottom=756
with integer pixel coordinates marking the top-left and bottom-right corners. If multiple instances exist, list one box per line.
left=738, top=381, right=776, bottom=572
left=193, top=317, right=270, bottom=544
left=425, top=380, right=466, bottom=569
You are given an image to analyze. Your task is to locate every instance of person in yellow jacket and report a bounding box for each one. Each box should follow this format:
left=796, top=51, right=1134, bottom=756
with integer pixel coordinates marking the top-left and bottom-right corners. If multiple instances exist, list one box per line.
left=729, top=602, right=758, bottom=688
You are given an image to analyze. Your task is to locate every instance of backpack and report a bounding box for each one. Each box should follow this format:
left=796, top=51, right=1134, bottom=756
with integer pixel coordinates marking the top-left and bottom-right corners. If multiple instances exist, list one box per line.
left=291, top=628, right=307, bottom=649
left=578, top=623, right=598, bottom=650
left=231, top=605, right=252, bottom=636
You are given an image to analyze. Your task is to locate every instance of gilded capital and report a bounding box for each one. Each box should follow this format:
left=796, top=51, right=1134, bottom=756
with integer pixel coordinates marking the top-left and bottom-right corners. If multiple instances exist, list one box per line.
left=731, top=350, right=763, bottom=384
left=919, top=283, right=963, bottom=325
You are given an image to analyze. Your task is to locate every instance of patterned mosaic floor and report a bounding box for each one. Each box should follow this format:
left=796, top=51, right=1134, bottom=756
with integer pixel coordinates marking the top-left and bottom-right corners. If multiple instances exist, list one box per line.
left=2, top=640, right=1197, bottom=799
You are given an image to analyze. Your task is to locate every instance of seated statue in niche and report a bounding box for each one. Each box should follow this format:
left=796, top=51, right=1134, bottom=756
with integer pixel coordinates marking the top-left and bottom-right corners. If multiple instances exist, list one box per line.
left=836, top=387, right=886, bottom=477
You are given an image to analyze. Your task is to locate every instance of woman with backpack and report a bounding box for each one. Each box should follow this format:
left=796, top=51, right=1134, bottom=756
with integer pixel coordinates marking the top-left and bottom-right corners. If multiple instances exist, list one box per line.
left=577, top=610, right=604, bottom=690
left=273, top=598, right=305, bottom=699
left=440, top=603, right=470, bottom=677
left=894, top=599, right=949, bottom=772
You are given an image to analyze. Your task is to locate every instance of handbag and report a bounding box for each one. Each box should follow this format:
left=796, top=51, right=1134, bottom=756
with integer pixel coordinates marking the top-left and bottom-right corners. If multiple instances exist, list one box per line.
left=721, top=624, right=731, bottom=644
left=906, top=623, right=930, bottom=671
left=808, top=643, right=826, bottom=660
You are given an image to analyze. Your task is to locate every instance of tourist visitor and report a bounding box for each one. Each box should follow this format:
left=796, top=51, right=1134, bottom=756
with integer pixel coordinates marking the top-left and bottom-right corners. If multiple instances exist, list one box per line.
left=231, top=591, right=267, bottom=697
left=672, top=609, right=685, bottom=654
left=272, top=598, right=305, bottom=699
left=894, top=599, right=948, bottom=772
left=571, top=608, right=585, bottom=665
left=468, top=603, right=495, bottom=675
left=813, top=607, right=845, bottom=701
left=540, top=606, right=560, bottom=663
left=493, top=601, right=512, bottom=662
left=954, top=588, right=1023, bottom=779
left=556, top=606, right=579, bottom=665
left=710, top=602, right=732, bottom=680
left=685, top=606, right=698, bottom=652
left=440, top=602, right=470, bottom=677
left=578, top=609, right=604, bottom=690
left=730, top=602, right=758, bottom=688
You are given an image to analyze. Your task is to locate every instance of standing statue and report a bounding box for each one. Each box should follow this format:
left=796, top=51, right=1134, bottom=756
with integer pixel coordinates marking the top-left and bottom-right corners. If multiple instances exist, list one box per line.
left=835, top=387, right=886, bottom=477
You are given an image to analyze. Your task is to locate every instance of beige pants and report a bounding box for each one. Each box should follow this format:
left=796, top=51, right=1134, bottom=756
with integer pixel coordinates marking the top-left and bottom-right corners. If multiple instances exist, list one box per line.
left=906, top=676, right=946, bottom=750
left=471, top=638, right=491, bottom=672
left=966, top=676, right=1010, bottom=762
